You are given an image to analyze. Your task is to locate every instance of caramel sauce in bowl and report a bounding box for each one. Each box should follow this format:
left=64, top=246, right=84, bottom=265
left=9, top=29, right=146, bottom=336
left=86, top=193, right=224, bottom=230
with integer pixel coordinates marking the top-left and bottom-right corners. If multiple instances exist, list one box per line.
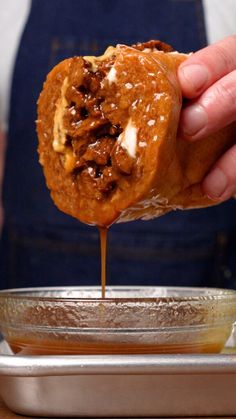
left=0, top=286, right=236, bottom=355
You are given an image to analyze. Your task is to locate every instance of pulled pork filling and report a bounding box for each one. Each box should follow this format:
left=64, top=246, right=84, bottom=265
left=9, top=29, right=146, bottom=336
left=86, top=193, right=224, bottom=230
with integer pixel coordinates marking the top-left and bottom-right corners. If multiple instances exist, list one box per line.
left=54, top=55, right=135, bottom=201
left=53, top=40, right=172, bottom=202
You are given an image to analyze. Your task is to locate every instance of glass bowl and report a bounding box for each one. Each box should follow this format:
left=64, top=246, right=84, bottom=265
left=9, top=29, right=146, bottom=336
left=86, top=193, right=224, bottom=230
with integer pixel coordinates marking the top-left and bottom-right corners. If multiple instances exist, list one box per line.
left=0, top=286, right=236, bottom=355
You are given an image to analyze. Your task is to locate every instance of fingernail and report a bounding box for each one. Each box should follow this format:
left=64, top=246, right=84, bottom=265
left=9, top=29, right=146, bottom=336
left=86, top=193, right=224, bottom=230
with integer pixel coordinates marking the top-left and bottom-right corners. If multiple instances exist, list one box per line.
left=182, top=104, right=208, bottom=137
left=204, top=167, right=228, bottom=199
left=179, top=64, right=209, bottom=93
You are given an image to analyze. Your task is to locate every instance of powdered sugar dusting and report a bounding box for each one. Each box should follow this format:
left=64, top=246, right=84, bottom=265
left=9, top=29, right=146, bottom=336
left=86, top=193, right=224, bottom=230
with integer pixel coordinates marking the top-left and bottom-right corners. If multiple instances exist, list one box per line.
left=147, top=119, right=155, bottom=126
left=139, top=141, right=147, bottom=147
left=154, top=92, right=165, bottom=100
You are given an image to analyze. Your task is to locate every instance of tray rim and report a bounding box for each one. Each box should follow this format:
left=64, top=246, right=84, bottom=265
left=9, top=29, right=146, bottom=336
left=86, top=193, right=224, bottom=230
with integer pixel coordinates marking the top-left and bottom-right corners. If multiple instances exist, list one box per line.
left=0, top=354, right=236, bottom=377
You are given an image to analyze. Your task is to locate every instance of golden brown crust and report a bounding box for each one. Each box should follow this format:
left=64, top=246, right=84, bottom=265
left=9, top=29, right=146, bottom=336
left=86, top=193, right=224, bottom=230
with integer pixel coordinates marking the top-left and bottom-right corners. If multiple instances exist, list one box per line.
left=37, top=42, right=235, bottom=226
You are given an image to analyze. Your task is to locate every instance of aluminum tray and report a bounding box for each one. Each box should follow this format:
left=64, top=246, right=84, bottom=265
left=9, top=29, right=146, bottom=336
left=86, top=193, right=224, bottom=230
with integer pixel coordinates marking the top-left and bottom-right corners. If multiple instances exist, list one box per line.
left=0, top=341, right=236, bottom=417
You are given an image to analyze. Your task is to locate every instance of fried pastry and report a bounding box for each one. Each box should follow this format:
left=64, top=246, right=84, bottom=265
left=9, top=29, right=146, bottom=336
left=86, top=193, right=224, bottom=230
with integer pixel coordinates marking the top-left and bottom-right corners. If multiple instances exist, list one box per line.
left=37, top=40, right=235, bottom=226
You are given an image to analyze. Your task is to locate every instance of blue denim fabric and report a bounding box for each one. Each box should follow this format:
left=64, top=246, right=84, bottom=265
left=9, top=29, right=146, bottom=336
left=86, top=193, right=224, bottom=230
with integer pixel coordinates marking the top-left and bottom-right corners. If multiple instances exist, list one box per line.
left=1, top=0, right=236, bottom=289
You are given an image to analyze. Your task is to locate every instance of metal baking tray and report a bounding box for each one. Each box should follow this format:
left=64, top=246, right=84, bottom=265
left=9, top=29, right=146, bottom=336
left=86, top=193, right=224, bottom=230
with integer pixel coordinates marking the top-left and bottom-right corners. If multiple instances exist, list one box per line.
left=1, top=341, right=236, bottom=417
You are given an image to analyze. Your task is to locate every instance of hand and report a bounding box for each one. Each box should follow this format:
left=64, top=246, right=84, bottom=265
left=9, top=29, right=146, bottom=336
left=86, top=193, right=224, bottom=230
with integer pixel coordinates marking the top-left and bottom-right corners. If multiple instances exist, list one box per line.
left=178, top=35, right=236, bottom=201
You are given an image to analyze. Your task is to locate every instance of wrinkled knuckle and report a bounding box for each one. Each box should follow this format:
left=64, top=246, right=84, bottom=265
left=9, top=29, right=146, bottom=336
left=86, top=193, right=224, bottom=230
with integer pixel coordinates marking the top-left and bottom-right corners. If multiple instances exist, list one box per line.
left=216, top=80, right=236, bottom=109
left=213, top=44, right=235, bottom=73
left=224, top=34, right=236, bottom=45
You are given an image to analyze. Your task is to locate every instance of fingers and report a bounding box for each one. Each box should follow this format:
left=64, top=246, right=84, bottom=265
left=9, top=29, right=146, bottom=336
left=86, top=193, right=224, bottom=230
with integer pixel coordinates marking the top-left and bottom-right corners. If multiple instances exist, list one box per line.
left=202, top=143, right=236, bottom=201
left=178, top=35, right=236, bottom=99
left=178, top=35, right=236, bottom=141
left=179, top=69, right=236, bottom=140
left=177, top=35, right=236, bottom=201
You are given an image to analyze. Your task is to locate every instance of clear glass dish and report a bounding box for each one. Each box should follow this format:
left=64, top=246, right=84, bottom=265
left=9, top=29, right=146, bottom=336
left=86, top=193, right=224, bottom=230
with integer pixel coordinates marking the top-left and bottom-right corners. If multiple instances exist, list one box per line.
left=0, top=286, right=236, bottom=355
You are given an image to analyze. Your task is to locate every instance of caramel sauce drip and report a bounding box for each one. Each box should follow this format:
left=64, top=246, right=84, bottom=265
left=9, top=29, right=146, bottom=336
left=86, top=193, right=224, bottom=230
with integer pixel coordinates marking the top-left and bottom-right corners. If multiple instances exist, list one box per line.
left=99, top=226, right=108, bottom=298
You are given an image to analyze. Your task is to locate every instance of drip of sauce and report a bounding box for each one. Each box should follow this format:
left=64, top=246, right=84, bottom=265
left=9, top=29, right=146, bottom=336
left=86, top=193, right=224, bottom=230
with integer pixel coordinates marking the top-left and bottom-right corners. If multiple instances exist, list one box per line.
left=99, top=227, right=108, bottom=298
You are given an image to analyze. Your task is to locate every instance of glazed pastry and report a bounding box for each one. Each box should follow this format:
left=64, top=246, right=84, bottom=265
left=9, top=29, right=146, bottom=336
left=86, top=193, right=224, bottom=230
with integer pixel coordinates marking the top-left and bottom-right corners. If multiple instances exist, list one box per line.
left=37, top=40, right=235, bottom=226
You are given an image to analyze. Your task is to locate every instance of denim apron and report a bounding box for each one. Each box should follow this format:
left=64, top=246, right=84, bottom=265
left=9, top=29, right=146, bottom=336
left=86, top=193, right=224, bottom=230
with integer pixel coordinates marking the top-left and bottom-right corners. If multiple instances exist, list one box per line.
left=1, top=0, right=236, bottom=289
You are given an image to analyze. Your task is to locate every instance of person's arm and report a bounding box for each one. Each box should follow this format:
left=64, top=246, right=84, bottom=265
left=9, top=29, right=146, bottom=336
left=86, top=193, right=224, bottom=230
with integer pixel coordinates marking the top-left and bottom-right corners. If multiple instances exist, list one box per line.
left=178, top=35, right=236, bottom=201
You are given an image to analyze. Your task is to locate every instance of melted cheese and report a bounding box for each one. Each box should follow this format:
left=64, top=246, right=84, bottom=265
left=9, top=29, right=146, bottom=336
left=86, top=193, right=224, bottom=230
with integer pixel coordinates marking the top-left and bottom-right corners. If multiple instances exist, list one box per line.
left=53, top=77, right=68, bottom=152
left=118, top=119, right=138, bottom=158
left=84, top=46, right=116, bottom=72
left=107, top=66, right=117, bottom=84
